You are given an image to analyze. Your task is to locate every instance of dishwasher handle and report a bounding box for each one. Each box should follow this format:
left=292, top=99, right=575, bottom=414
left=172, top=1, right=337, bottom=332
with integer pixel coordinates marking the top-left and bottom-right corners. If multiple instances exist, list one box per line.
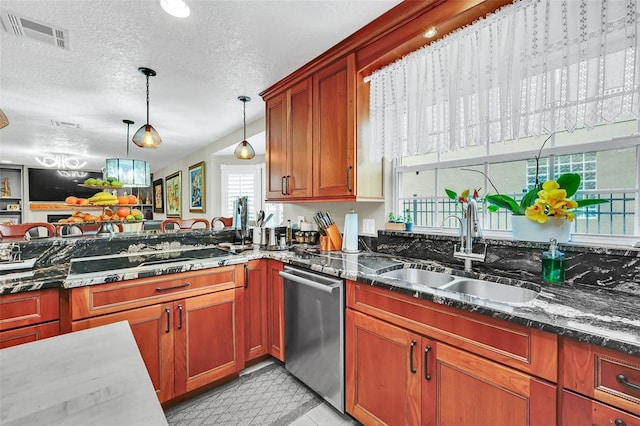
left=279, top=270, right=340, bottom=294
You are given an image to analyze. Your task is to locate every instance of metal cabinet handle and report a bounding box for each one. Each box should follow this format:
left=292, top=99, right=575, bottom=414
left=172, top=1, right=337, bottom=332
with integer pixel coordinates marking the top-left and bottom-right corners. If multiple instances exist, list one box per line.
left=156, top=282, right=190, bottom=292
left=177, top=304, right=183, bottom=330
left=424, top=345, right=432, bottom=381
left=286, top=175, right=291, bottom=195
left=281, top=176, right=286, bottom=195
left=615, top=419, right=626, bottom=426
left=346, top=165, right=353, bottom=192
left=617, top=374, right=640, bottom=392
left=410, top=340, right=417, bottom=374
left=165, top=308, right=171, bottom=333
left=244, top=264, right=249, bottom=289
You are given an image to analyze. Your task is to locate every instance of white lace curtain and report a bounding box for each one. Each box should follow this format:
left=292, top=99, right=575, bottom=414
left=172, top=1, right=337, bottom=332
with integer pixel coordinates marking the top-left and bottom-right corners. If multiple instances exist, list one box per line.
left=369, top=0, right=640, bottom=160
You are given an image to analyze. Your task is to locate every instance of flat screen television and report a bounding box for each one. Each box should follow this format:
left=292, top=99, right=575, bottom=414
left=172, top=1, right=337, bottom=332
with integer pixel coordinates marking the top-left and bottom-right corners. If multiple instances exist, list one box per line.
left=28, top=168, right=103, bottom=202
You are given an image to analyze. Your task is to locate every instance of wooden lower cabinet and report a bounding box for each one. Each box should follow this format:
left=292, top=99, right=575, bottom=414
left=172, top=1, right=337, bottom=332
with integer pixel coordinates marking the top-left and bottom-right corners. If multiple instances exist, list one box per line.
left=74, top=289, right=242, bottom=403
left=346, top=309, right=422, bottom=425
left=72, top=303, right=174, bottom=401
left=0, top=288, right=59, bottom=349
left=0, top=321, right=59, bottom=349
left=244, top=260, right=268, bottom=362
left=562, top=390, right=640, bottom=426
left=346, top=309, right=557, bottom=425
left=563, top=338, right=640, bottom=418
left=266, top=260, right=284, bottom=361
left=69, top=267, right=245, bottom=404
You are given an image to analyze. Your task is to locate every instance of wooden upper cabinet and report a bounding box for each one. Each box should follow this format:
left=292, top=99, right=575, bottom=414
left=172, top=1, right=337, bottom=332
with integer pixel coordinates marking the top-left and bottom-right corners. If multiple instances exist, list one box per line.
left=265, top=79, right=313, bottom=200
left=313, top=55, right=356, bottom=199
left=265, top=92, right=287, bottom=199
left=263, top=54, right=381, bottom=202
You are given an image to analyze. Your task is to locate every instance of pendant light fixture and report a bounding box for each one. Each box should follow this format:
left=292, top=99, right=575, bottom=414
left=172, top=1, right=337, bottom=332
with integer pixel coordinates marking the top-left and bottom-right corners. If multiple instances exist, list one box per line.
left=234, top=95, right=255, bottom=160
left=105, top=119, right=151, bottom=187
left=132, top=67, right=162, bottom=148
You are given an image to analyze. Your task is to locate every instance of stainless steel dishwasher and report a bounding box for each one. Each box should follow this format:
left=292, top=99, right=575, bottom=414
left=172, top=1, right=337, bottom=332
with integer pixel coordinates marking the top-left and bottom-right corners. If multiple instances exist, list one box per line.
left=279, top=265, right=345, bottom=413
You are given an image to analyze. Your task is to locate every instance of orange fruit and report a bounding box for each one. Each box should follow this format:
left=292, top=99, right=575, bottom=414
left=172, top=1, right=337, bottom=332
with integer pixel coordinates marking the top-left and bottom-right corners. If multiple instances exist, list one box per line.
left=127, top=195, right=137, bottom=204
left=65, top=196, right=78, bottom=204
left=117, top=195, right=129, bottom=205
left=116, top=206, right=130, bottom=218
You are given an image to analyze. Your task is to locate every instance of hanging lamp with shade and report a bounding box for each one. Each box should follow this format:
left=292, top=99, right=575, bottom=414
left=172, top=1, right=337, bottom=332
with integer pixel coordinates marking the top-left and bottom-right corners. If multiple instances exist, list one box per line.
left=132, top=67, right=162, bottom=148
left=234, top=95, right=255, bottom=160
left=104, top=119, right=151, bottom=187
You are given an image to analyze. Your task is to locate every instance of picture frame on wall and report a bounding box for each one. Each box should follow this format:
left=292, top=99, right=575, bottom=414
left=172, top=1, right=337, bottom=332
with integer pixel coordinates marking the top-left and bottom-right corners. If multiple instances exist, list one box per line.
left=165, top=171, right=182, bottom=218
left=188, top=161, right=205, bottom=213
left=153, top=178, right=164, bottom=213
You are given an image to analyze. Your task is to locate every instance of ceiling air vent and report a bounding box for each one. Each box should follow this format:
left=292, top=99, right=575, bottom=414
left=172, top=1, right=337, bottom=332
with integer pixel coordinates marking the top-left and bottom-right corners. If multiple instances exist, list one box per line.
left=51, top=120, right=81, bottom=129
left=0, top=9, right=69, bottom=50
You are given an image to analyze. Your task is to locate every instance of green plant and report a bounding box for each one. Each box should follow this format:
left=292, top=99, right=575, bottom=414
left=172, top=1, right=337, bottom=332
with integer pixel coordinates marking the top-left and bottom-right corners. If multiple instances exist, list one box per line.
left=479, top=135, right=608, bottom=222
left=444, top=188, right=481, bottom=216
left=404, top=209, right=412, bottom=224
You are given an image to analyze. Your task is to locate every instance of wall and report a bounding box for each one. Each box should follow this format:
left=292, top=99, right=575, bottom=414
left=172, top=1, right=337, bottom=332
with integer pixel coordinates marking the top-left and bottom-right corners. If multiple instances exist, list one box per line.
left=151, top=116, right=265, bottom=222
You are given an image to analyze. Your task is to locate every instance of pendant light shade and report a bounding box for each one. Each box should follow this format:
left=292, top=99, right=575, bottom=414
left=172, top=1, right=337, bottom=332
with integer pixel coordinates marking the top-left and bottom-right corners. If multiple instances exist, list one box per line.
left=132, top=67, right=162, bottom=148
left=234, top=95, right=255, bottom=160
left=105, top=119, right=151, bottom=187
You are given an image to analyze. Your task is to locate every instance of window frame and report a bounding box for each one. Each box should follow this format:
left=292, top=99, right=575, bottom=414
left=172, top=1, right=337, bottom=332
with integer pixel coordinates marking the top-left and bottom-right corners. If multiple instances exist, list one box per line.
left=394, top=133, right=640, bottom=246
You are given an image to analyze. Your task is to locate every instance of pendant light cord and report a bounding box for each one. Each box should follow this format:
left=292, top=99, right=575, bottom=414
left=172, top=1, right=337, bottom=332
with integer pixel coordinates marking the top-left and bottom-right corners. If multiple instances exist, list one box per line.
left=146, top=75, right=150, bottom=125
left=243, top=99, right=247, bottom=141
left=126, top=122, right=130, bottom=158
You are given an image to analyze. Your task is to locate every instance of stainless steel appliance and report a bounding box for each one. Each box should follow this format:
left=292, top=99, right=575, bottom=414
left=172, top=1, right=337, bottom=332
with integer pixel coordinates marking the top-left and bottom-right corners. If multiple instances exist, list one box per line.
left=279, top=265, right=345, bottom=413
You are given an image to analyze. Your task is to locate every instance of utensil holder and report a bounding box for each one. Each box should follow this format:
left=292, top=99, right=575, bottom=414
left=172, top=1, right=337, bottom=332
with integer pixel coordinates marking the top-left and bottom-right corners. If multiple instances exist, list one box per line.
left=324, top=223, right=343, bottom=251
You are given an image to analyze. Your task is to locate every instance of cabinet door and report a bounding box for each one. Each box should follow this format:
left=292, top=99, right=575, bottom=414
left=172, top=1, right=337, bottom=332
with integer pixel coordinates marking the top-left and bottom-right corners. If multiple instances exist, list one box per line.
left=245, top=260, right=268, bottom=361
left=346, top=309, right=422, bottom=426
left=72, top=303, right=174, bottom=403
left=266, top=92, right=288, bottom=199
left=433, top=343, right=556, bottom=426
left=174, top=289, right=243, bottom=395
left=562, top=390, right=640, bottom=426
left=287, top=78, right=313, bottom=198
left=266, top=260, right=284, bottom=361
left=313, top=54, right=356, bottom=199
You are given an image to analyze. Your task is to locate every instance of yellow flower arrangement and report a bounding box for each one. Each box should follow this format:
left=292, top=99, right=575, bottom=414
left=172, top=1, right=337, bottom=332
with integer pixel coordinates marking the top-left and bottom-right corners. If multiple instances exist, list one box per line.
left=525, top=180, right=579, bottom=223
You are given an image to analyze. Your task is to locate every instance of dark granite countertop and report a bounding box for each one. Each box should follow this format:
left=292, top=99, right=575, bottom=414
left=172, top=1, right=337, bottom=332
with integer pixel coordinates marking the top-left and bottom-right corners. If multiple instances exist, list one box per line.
left=1, top=244, right=638, bottom=357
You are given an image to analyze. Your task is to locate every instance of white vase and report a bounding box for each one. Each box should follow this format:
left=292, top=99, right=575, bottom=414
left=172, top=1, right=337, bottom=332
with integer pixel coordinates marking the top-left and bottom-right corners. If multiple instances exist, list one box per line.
left=511, top=215, right=572, bottom=243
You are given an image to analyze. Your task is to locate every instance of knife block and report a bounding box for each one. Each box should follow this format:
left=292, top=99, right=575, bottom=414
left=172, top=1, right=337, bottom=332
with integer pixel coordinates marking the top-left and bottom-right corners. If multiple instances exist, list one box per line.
left=324, top=223, right=343, bottom=251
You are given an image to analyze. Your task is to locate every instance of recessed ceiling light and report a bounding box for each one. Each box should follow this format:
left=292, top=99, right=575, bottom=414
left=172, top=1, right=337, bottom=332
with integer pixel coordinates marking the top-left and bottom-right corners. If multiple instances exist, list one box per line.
left=423, top=27, right=438, bottom=39
left=160, top=0, right=190, bottom=18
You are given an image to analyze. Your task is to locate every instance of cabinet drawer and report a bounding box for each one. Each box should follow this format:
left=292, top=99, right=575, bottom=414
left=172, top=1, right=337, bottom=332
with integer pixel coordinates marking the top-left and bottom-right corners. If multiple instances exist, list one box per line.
left=68, top=266, right=243, bottom=320
left=0, top=321, right=59, bottom=349
left=347, top=281, right=557, bottom=382
left=563, top=338, right=640, bottom=416
left=0, top=288, right=59, bottom=331
left=562, top=390, right=640, bottom=426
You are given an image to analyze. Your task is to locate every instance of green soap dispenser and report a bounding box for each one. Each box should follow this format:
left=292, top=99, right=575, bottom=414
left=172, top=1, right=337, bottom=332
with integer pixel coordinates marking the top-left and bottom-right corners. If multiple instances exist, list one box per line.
left=542, top=238, right=565, bottom=284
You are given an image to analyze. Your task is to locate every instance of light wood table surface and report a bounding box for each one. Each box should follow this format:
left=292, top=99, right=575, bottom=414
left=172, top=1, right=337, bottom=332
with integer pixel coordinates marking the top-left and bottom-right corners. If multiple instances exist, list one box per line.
left=0, top=321, right=168, bottom=425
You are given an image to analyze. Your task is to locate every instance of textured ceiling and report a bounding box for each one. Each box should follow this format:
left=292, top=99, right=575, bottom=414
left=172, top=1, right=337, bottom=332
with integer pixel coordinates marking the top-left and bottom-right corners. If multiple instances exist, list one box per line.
left=0, top=0, right=402, bottom=172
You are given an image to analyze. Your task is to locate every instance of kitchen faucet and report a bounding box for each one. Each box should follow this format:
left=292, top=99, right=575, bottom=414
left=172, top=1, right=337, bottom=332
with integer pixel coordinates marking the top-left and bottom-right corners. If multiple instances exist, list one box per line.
left=444, top=198, right=486, bottom=272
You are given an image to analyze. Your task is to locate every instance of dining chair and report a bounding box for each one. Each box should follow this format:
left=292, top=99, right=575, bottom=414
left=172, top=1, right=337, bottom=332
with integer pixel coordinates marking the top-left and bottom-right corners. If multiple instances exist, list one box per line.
left=0, top=222, right=57, bottom=239
left=160, top=218, right=210, bottom=232
left=211, top=217, right=233, bottom=230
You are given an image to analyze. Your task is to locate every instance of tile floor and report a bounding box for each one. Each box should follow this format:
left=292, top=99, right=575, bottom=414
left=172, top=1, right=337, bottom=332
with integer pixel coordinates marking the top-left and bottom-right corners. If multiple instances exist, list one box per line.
left=289, top=402, right=359, bottom=426
left=165, top=359, right=360, bottom=426
left=247, top=360, right=360, bottom=426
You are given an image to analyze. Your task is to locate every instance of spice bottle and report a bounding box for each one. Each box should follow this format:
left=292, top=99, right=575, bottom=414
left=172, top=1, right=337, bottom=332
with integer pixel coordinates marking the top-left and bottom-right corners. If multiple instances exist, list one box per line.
left=542, top=238, right=565, bottom=284
left=286, top=220, right=293, bottom=245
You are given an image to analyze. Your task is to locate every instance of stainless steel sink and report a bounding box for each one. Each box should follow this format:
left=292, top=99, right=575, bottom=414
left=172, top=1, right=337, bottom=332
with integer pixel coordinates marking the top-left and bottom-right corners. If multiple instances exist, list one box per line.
left=380, top=266, right=539, bottom=304
left=440, top=279, right=539, bottom=303
left=381, top=268, right=456, bottom=287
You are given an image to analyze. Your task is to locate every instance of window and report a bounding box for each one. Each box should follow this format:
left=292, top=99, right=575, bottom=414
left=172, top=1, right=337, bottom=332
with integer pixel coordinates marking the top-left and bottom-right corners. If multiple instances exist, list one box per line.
left=220, top=164, right=283, bottom=225
left=396, top=127, right=640, bottom=243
